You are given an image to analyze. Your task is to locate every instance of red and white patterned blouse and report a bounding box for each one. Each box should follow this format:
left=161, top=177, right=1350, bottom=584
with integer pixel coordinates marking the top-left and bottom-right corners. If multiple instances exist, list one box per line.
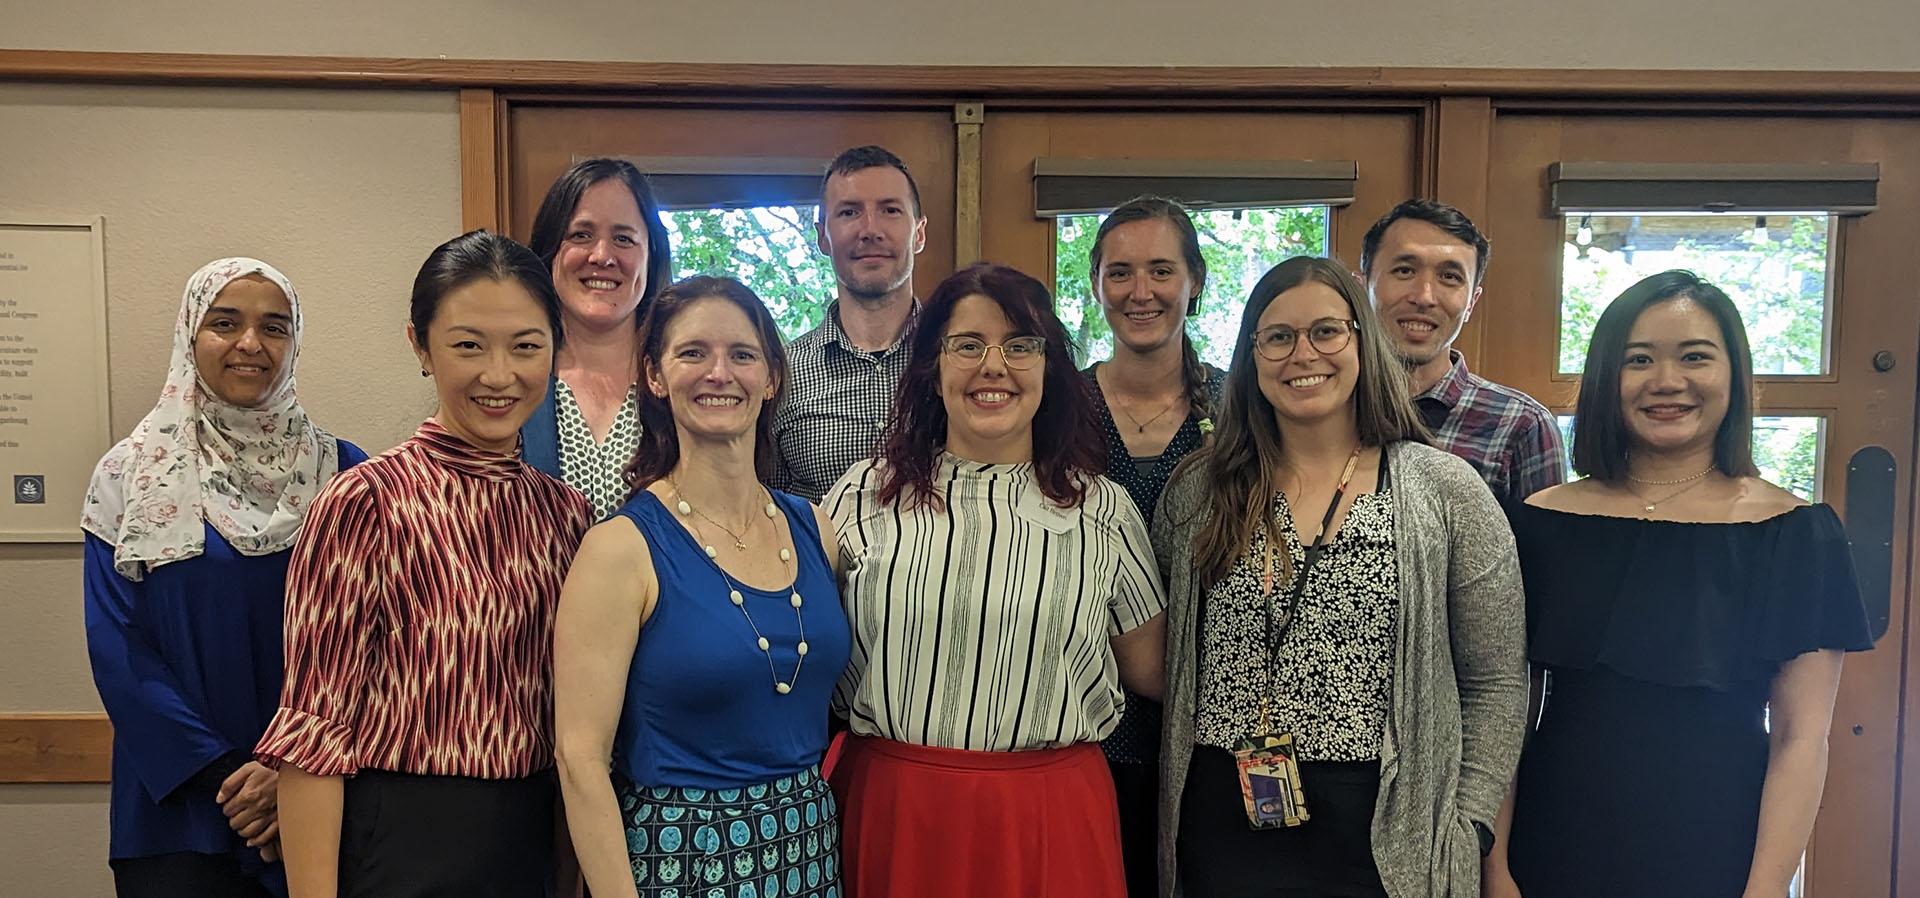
left=255, top=419, right=591, bottom=779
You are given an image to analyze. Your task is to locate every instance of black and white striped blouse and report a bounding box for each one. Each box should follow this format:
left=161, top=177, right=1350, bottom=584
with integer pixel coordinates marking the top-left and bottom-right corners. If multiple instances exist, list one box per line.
left=823, top=453, right=1166, bottom=752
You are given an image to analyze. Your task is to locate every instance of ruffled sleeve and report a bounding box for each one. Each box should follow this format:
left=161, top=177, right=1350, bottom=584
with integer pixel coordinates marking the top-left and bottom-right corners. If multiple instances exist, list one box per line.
left=1744, top=504, right=1875, bottom=663
left=1517, top=503, right=1873, bottom=693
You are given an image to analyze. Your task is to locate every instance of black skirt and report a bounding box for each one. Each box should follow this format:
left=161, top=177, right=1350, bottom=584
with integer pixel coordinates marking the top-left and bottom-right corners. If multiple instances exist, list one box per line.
left=1178, top=745, right=1388, bottom=898
left=340, top=768, right=555, bottom=898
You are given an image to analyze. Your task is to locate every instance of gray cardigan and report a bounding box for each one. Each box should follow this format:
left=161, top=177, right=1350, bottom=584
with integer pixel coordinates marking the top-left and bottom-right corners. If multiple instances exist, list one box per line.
left=1154, top=440, right=1527, bottom=898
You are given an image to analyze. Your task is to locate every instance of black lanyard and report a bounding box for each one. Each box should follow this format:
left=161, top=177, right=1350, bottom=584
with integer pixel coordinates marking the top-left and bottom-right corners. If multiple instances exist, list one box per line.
left=1261, top=446, right=1363, bottom=658
left=1252, top=446, right=1363, bottom=734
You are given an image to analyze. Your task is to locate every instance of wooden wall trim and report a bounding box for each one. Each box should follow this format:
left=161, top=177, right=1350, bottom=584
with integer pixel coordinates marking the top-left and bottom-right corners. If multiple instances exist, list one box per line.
left=952, top=101, right=984, bottom=267
left=459, top=88, right=503, bottom=232
left=1431, top=97, right=1495, bottom=372
left=0, top=713, right=111, bottom=784
left=7, top=49, right=1920, bottom=101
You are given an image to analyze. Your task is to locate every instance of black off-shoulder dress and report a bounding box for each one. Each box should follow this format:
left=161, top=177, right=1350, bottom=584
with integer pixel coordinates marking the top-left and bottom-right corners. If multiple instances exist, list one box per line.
left=1506, top=503, right=1874, bottom=898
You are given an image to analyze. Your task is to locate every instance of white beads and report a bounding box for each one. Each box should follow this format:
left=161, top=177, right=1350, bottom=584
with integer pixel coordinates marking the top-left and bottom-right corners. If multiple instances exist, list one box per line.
left=775, top=682, right=792, bottom=694
left=764, top=502, right=778, bottom=518
left=790, top=593, right=803, bottom=608
left=704, top=545, right=718, bottom=559
left=779, top=548, right=791, bottom=562
left=676, top=500, right=692, bottom=516
left=757, top=636, right=770, bottom=651
left=797, top=641, right=809, bottom=656
left=729, top=589, right=744, bottom=606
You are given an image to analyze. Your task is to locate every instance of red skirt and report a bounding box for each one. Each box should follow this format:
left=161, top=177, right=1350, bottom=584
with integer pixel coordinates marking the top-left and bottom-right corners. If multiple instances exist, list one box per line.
left=830, top=735, right=1125, bottom=898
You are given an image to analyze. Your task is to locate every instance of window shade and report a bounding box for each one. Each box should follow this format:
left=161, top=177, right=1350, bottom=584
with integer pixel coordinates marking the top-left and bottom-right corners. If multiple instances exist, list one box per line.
left=1547, top=162, right=1879, bottom=214
left=600, top=155, right=830, bottom=211
left=1032, top=158, right=1356, bottom=217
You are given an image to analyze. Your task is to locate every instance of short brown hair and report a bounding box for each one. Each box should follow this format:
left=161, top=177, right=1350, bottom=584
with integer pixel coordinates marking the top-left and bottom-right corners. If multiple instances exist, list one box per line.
left=1570, top=269, right=1758, bottom=481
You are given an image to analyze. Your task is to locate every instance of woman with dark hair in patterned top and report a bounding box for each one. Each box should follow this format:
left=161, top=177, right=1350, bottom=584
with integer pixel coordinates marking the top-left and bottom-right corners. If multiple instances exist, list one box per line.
left=256, top=230, right=592, bottom=898
left=1155, top=257, right=1526, bottom=898
left=522, top=158, right=674, bottom=520
left=1080, top=195, right=1224, bottom=898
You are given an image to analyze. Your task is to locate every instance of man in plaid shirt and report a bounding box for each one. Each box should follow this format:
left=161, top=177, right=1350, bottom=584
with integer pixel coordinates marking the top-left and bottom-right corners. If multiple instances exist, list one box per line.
left=1361, top=199, right=1566, bottom=503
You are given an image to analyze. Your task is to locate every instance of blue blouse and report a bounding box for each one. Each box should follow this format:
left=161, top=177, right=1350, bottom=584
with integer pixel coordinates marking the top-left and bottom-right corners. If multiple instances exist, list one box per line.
left=611, top=489, right=851, bottom=789
left=83, top=439, right=367, bottom=889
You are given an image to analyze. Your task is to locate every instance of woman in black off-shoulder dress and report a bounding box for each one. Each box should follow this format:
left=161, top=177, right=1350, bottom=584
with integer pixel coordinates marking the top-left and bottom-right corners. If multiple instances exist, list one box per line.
left=1485, top=271, right=1873, bottom=898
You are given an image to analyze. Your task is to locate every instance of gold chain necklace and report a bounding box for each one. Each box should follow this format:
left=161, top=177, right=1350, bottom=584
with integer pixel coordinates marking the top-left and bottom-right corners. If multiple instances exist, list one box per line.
left=1625, top=464, right=1718, bottom=514
left=1116, top=396, right=1180, bottom=434
left=668, top=477, right=754, bottom=549
left=1100, top=366, right=1182, bottom=434
left=668, top=483, right=809, bottom=695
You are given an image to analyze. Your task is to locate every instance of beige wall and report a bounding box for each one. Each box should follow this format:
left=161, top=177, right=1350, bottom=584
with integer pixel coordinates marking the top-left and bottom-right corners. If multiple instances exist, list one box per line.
left=0, top=82, right=457, bottom=894
left=7, top=0, right=1920, bottom=70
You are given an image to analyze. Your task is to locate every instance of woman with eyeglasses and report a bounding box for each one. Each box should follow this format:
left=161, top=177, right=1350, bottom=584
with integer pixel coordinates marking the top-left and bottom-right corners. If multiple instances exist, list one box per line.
left=1153, top=256, right=1526, bottom=898
left=821, top=263, right=1168, bottom=898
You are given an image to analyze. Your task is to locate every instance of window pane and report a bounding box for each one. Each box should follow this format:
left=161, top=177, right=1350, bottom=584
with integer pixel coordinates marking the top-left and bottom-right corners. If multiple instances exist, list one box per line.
left=1554, top=413, right=1824, bottom=502
left=1752, top=415, right=1825, bottom=502
left=661, top=205, right=835, bottom=341
left=1559, top=213, right=1832, bottom=376
left=1055, top=206, right=1331, bottom=369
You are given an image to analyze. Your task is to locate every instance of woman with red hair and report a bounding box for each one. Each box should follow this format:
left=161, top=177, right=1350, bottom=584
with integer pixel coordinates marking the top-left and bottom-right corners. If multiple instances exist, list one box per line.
left=821, top=263, right=1167, bottom=898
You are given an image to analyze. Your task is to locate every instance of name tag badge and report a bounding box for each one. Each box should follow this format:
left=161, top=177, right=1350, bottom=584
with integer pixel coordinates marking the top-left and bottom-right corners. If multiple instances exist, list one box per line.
left=1233, top=732, right=1309, bottom=829
left=1014, top=486, right=1082, bottom=534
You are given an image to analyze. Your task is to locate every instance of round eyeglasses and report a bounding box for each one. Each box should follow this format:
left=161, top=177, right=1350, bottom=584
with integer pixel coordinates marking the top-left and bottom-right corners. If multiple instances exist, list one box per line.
left=941, top=335, right=1047, bottom=370
left=1251, top=318, right=1357, bottom=362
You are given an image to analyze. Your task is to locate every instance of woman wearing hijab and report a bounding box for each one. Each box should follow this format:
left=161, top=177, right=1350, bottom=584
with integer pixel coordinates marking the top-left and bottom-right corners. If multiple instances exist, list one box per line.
left=81, top=258, right=367, bottom=898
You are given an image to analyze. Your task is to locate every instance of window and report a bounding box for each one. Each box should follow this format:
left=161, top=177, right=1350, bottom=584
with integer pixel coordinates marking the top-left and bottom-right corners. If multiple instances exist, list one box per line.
left=1559, top=213, right=1834, bottom=376
left=1554, top=413, right=1825, bottom=502
left=661, top=206, right=835, bottom=341
left=1053, top=206, right=1331, bottom=369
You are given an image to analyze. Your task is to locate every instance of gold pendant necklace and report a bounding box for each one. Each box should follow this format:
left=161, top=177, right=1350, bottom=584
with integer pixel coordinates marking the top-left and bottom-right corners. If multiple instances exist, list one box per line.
left=669, top=483, right=808, bottom=695
left=1625, top=463, right=1718, bottom=514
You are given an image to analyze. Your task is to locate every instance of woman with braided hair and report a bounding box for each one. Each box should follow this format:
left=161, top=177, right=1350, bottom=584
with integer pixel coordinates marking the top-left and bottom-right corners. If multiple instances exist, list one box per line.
left=1080, top=195, right=1224, bottom=898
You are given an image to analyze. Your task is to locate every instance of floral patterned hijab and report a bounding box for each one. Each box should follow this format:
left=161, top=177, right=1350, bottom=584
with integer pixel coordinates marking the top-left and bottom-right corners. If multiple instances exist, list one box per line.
left=80, top=258, right=340, bottom=580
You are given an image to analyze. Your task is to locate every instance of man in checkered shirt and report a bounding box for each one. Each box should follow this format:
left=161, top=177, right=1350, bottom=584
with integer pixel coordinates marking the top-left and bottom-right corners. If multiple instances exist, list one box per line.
left=1361, top=199, right=1567, bottom=504
left=773, top=146, right=927, bottom=501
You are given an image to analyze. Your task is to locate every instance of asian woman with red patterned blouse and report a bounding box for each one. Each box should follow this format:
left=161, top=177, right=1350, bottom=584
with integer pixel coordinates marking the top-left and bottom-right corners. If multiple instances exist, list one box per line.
left=255, top=231, right=591, bottom=898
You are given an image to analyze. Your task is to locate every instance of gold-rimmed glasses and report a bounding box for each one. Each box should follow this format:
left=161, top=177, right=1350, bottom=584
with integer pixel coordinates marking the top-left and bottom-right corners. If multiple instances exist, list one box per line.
left=1251, top=318, right=1357, bottom=362
left=941, top=335, right=1047, bottom=369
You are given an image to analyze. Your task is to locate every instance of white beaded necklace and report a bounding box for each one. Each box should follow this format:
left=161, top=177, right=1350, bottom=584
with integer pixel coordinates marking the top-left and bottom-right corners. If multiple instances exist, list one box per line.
left=670, top=486, right=809, bottom=695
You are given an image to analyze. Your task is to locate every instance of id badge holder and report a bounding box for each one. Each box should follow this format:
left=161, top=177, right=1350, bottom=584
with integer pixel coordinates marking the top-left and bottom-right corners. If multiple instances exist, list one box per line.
left=1231, top=729, right=1309, bottom=829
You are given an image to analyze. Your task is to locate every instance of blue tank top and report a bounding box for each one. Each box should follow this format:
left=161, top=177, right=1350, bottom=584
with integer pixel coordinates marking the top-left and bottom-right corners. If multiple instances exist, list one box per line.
left=611, top=489, right=851, bottom=789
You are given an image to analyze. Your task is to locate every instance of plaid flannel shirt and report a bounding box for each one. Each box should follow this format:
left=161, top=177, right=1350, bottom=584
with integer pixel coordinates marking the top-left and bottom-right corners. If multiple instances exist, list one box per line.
left=1414, top=351, right=1566, bottom=504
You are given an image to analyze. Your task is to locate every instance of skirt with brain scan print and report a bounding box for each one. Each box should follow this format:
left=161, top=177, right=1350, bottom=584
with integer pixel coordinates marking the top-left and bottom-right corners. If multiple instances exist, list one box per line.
left=618, top=765, right=841, bottom=898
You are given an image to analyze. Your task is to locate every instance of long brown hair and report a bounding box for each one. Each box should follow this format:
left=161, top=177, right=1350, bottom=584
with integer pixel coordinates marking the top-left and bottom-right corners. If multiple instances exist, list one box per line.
left=875, top=263, right=1104, bottom=510
left=621, top=276, right=789, bottom=494
left=1089, top=195, right=1216, bottom=420
left=1184, top=256, right=1427, bottom=590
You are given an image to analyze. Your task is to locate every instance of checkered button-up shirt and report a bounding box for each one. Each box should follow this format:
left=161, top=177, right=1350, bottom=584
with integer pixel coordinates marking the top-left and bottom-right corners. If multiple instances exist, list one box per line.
left=1415, top=350, right=1566, bottom=504
left=773, top=301, right=917, bottom=502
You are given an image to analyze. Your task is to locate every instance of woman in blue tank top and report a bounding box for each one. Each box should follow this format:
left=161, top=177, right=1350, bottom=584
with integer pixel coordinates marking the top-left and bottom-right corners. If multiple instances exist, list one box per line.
left=553, top=276, right=852, bottom=898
